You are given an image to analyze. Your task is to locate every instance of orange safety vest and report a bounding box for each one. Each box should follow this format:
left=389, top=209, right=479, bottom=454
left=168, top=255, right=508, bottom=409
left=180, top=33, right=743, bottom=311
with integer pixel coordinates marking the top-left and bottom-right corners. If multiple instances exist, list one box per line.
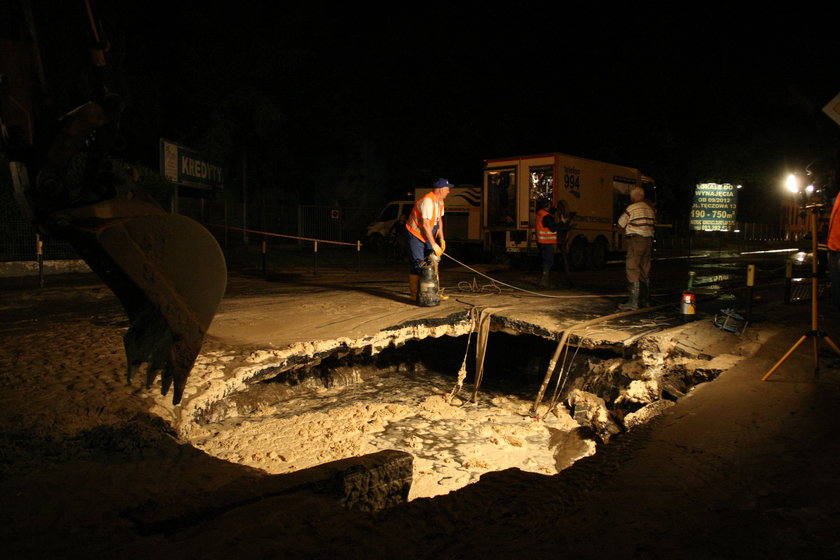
left=406, top=192, right=444, bottom=242
left=535, top=208, right=557, bottom=245
left=830, top=195, right=840, bottom=251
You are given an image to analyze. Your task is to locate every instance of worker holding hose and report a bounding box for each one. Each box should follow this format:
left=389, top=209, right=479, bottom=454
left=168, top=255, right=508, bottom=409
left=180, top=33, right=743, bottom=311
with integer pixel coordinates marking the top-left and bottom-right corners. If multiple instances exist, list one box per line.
left=405, top=178, right=452, bottom=302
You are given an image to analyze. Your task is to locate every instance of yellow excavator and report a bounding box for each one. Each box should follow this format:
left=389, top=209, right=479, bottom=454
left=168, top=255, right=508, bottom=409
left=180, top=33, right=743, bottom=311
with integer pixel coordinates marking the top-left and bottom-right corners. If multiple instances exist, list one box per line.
left=2, top=1, right=227, bottom=404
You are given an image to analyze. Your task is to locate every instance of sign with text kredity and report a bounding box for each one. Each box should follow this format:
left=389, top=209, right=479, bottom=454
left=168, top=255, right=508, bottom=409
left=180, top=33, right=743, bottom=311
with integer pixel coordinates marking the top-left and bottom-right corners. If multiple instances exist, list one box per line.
left=160, top=138, right=224, bottom=190
left=690, top=183, right=738, bottom=231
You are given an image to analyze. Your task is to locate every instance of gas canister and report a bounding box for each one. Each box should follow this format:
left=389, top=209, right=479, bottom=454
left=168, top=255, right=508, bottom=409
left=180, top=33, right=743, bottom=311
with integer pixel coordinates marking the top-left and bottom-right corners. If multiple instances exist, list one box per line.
left=417, top=258, right=440, bottom=307
left=680, top=271, right=696, bottom=322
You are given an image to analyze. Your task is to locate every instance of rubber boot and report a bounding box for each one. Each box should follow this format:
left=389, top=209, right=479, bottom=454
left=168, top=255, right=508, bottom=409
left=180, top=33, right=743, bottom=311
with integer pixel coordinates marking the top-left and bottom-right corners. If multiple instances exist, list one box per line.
left=409, top=274, right=419, bottom=303
left=539, top=270, right=554, bottom=289
left=436, top=266, right=449, bottom=300
left=618, top=282, right=640, bottom=311
left=639, top=282, right=650, bottom=308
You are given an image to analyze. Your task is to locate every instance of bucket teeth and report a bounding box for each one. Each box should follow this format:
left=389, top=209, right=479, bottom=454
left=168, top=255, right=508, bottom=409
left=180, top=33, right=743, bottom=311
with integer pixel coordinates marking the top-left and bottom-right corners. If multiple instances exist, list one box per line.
left=14, top=97, right=227, bottom=406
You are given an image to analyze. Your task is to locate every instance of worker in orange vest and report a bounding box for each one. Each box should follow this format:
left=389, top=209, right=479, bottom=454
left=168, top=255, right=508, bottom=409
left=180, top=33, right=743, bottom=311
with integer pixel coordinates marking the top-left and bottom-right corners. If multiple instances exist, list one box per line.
left=405, top=178, right=451, bottom=301
left=827, top=182, right=840, bottom=310
left=535, top=198, right=559, bottom=288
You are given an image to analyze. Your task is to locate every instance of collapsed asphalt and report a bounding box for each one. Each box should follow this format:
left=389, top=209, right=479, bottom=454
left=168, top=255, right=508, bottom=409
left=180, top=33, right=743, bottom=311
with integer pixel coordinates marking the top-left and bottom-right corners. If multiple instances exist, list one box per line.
left=1, top=251, right=839, bottom=559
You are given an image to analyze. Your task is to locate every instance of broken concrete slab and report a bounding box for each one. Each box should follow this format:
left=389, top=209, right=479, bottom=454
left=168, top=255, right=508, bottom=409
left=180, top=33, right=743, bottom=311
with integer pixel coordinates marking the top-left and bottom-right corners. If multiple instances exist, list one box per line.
left=123, top=449, right=413, bottom=534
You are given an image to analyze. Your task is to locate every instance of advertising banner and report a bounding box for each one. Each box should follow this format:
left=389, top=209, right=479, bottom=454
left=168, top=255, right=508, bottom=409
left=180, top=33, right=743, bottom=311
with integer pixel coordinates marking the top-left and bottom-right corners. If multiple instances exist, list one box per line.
left=690, top=183, right=738, bottom=231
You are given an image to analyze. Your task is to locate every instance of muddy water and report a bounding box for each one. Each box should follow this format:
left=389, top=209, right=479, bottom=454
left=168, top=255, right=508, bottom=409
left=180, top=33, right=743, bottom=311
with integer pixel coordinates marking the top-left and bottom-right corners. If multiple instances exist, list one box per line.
left=186, top=361, right=593, bottom=500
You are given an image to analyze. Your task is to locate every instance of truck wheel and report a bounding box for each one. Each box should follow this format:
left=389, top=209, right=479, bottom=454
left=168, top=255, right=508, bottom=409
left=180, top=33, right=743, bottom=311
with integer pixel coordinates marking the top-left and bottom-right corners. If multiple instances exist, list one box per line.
left=569, top=236, right=590, bottom=270
left=490, top=245, right=509, bottom=265
left=589, top=237, right=609, bottom=269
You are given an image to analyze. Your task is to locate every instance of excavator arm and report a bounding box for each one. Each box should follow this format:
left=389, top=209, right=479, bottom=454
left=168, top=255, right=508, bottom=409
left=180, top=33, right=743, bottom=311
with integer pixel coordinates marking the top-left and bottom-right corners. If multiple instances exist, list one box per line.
left=3, top=1, right=227, bottom=404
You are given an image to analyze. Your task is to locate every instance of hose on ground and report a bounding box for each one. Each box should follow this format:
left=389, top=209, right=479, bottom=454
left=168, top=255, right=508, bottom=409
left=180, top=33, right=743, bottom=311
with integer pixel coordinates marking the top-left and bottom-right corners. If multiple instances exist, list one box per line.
left=443, top=253, right=620, bottom=299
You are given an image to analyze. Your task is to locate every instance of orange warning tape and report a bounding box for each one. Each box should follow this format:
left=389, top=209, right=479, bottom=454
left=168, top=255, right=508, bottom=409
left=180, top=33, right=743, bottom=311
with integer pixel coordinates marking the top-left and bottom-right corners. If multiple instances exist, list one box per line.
left=206, top=223, right=360, bottom=248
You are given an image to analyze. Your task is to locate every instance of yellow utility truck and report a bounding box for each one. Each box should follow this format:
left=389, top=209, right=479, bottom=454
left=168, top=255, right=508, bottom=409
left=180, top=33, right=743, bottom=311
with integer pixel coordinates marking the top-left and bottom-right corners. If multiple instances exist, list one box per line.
left=483, top=153, right=655, bottom=269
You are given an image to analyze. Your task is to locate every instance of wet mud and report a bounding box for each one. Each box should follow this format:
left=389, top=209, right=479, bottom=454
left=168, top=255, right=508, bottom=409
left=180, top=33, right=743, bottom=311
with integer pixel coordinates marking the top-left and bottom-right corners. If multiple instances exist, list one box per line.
left=185, top=331, right=733, bottom=499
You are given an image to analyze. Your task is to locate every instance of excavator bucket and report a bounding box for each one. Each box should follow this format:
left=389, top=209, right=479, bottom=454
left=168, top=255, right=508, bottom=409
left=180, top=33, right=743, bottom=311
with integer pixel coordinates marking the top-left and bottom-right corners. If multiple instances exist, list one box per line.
left=2, top=2, right=227, bottom=404
left=9, top=98, right=227, bottom=404
left=68, top=212, right=226, bottom=404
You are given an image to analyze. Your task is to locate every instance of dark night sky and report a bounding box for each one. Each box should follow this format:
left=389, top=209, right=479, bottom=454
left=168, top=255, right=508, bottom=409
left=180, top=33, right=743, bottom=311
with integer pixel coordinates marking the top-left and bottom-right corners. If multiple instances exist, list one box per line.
left=17, top=2, right=840, bottom=219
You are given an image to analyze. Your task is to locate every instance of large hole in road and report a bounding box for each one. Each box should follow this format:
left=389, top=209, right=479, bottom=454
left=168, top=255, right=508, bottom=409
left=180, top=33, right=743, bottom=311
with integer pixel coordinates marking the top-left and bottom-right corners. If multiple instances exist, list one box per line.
left=187, top=332, right=724, bottom=500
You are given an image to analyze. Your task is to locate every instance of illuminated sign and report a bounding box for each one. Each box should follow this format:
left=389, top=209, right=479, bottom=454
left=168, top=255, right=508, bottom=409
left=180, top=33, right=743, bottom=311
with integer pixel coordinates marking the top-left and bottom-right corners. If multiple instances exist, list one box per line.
left=160, top=138, right=224, bottom=190
left=690, top=183, right=738, bottom=231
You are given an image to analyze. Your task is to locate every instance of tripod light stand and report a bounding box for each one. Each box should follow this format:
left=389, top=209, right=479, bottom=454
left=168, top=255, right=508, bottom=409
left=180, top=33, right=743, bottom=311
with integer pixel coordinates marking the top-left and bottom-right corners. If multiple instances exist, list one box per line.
left=761, top=197, right=840, bottom=381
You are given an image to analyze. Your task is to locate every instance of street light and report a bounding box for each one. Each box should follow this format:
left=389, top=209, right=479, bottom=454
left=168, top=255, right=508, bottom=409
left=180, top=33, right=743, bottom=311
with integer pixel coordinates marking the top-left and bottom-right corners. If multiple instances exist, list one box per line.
left=786, top=170, right=826, bottom=203
left=785, top=172, right=816, bottom=194
left=763, top=169, right=840, bottom=380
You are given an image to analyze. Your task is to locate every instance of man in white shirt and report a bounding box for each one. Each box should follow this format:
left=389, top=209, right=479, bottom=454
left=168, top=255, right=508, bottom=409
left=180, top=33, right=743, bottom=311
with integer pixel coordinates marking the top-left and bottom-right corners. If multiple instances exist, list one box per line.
left=404, top=178, right=452, bottom=301
left=617, top=186, right=656, bottom=310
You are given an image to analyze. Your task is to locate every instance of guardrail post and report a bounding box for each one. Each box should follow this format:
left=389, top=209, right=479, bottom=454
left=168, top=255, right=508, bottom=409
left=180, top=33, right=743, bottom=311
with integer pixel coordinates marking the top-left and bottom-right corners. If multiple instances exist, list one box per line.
left=357, top=240, right=361, bottom=272
left=36, top=233, right=44, bottom=288
left=261, top=238, right=267, bottom=277
left=785, top=259, right=792, bottom=304
left=313, top=240, right=318, bottom=275
left=746, top=264, right=755, bottom=323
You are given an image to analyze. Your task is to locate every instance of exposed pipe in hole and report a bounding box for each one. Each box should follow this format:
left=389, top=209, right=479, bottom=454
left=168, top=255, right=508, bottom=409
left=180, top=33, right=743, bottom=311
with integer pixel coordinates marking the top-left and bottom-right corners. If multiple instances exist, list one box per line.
left=532, top=303, right=673, bottom=418
left=184, top=324, right=727, bottom=502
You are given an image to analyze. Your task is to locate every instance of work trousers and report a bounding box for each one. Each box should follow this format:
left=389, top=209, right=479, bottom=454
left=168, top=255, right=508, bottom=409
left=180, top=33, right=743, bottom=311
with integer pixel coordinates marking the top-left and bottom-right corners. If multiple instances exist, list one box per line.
left=538, top=243, right=555, bottom=271
left=625, top=235, right=652, bottom=284
left=406, top=229, right=437, bottom=274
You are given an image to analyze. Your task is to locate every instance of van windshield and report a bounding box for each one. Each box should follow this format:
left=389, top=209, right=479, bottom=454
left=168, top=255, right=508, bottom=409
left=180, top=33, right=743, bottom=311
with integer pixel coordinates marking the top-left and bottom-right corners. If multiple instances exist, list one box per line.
left=378, top=203, right=399, bottom=221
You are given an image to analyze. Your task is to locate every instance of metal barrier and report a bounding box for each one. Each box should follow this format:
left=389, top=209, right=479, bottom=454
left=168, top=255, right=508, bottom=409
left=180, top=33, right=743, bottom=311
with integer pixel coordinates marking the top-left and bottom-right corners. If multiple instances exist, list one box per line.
left=208, top=223, right=364, bottom=275
left=0, top=216, right=78, bottom=262
left=784, top=258, right=830, bottom=304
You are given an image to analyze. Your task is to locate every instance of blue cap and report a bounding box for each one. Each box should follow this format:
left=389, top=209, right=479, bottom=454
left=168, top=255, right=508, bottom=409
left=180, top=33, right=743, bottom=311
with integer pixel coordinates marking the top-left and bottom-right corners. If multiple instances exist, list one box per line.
left=433, top=178, right=454, bottom=189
